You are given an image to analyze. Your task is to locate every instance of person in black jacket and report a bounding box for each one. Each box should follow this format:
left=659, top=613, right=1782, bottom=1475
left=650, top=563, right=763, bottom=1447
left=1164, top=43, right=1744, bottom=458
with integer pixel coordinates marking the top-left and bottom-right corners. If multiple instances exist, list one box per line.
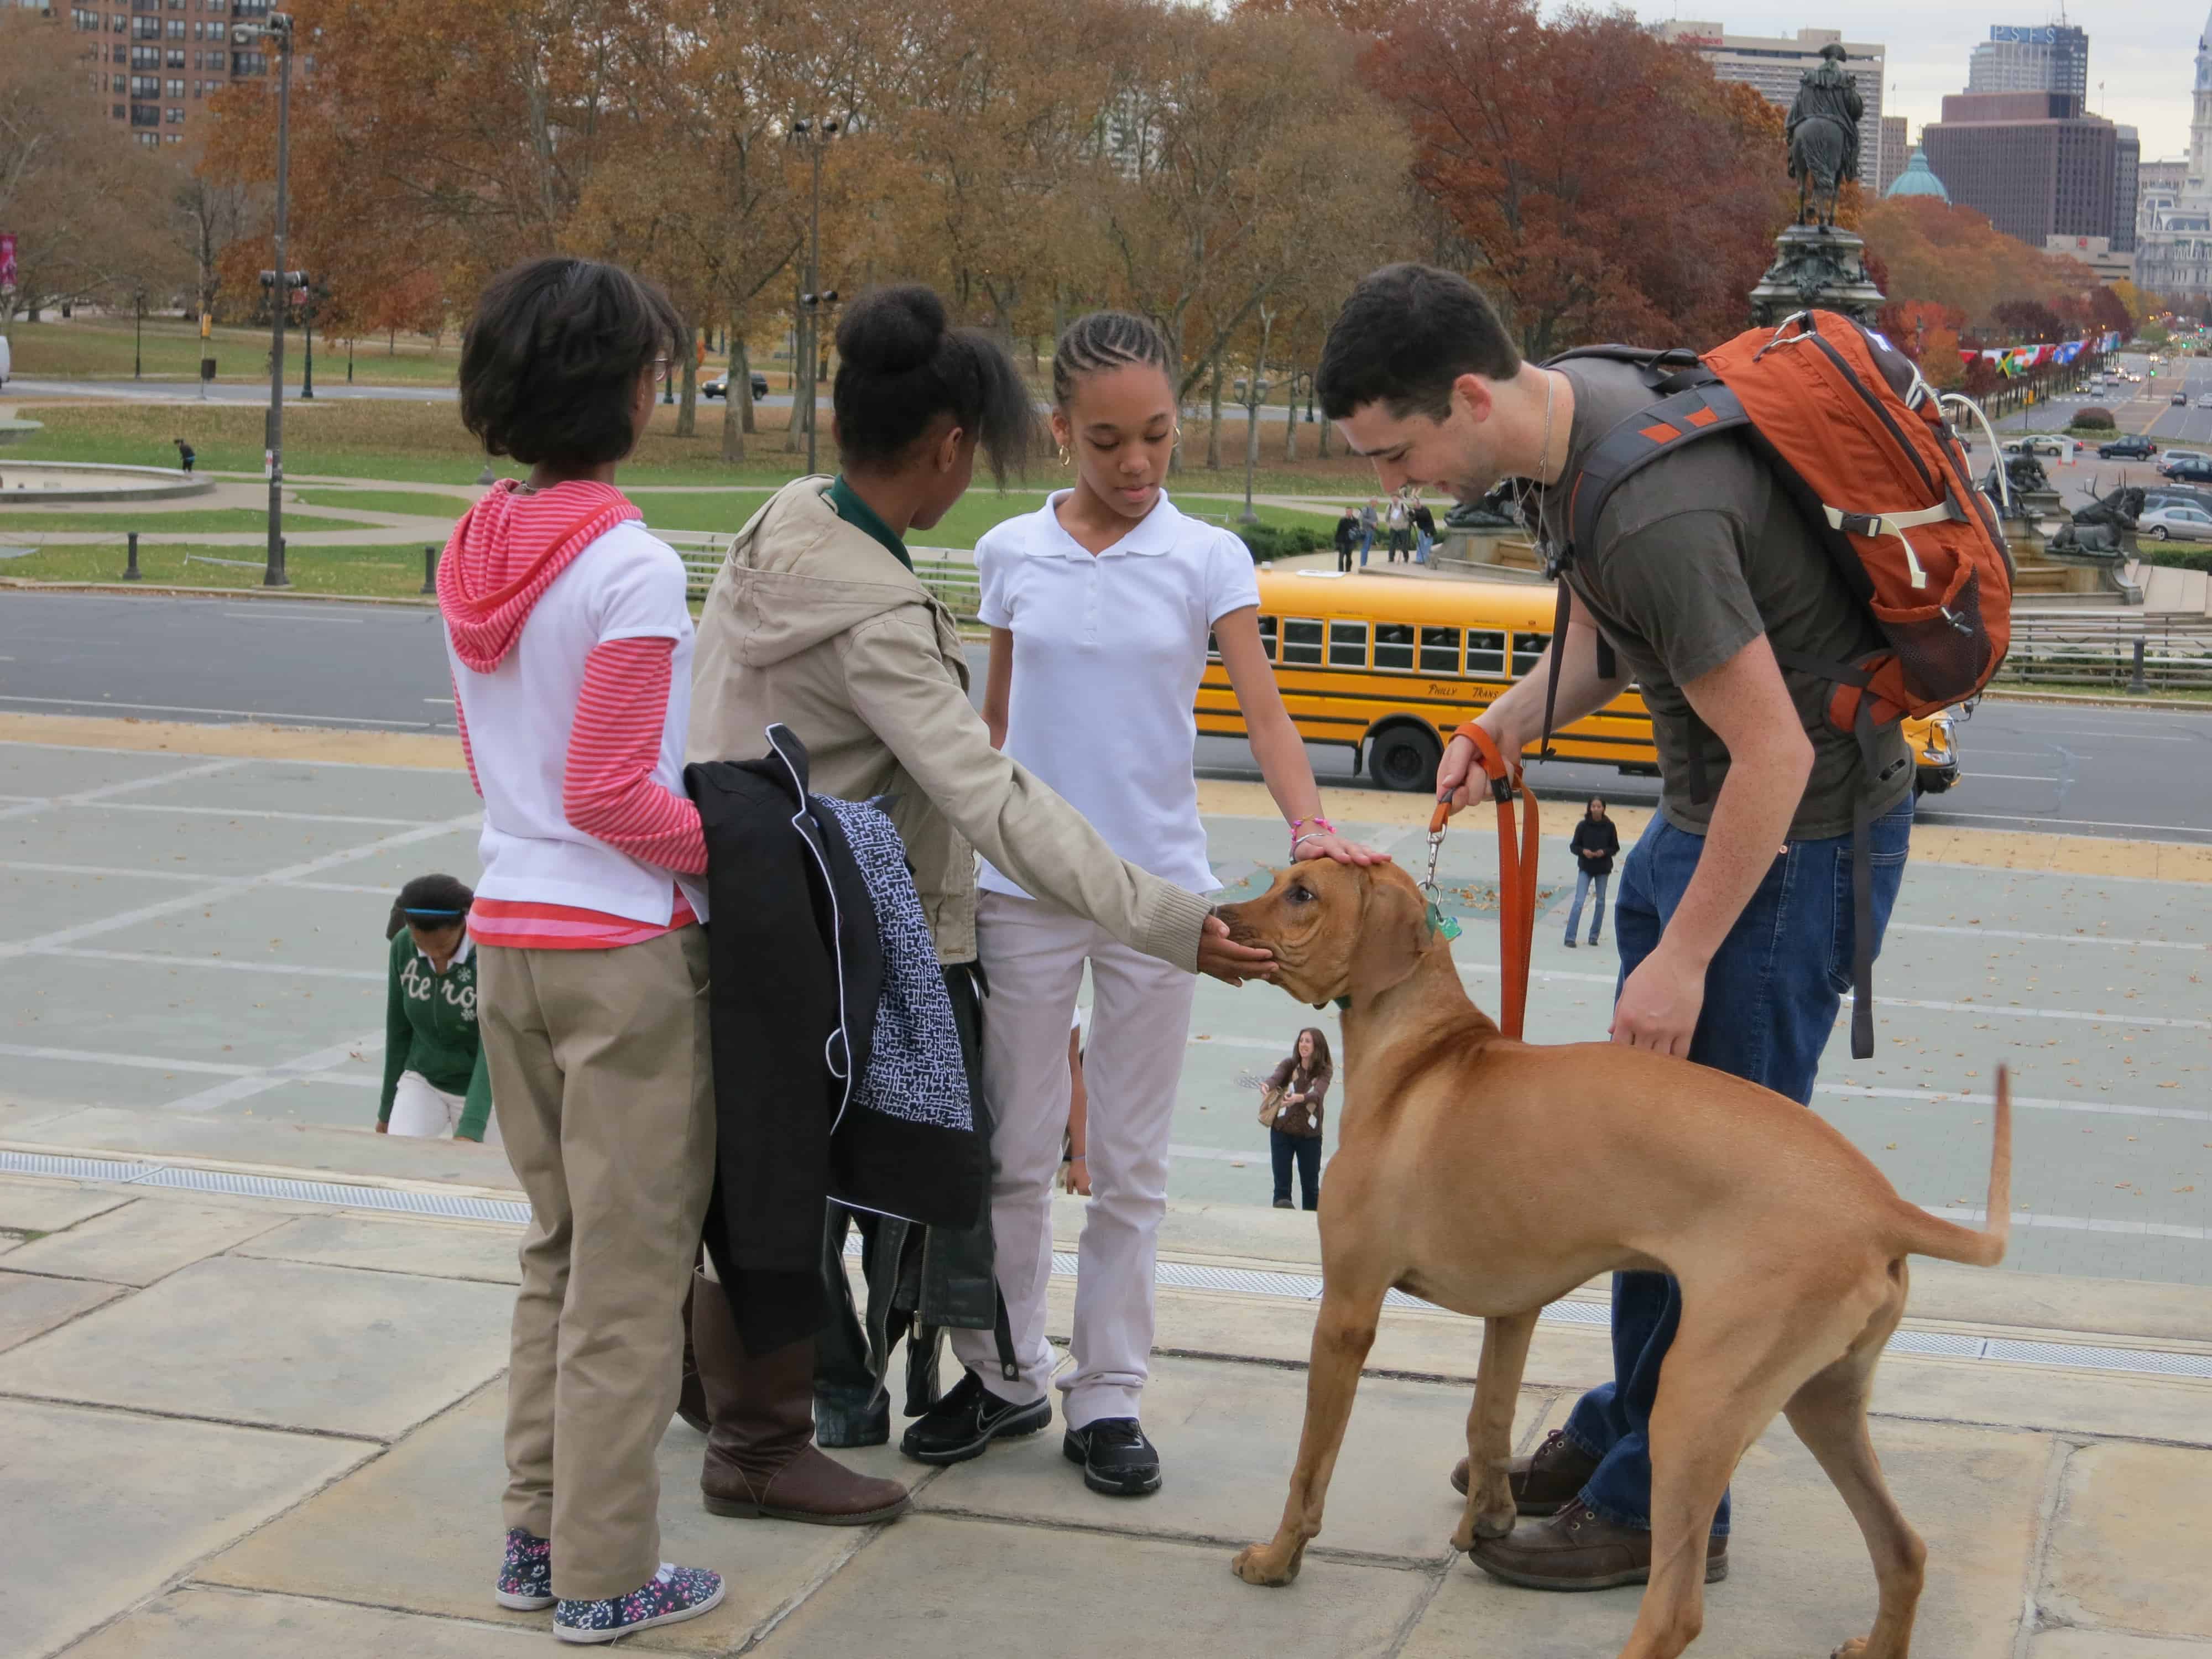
left=1564, top=796, right=1619, bottom=948
left=1333, top=506, right=1358, bottom=573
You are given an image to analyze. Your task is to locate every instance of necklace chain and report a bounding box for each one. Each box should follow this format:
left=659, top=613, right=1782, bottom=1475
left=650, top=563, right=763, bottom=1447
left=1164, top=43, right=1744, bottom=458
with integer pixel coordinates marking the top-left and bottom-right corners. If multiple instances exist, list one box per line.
left=1506, top=371, right=1556, bottom=564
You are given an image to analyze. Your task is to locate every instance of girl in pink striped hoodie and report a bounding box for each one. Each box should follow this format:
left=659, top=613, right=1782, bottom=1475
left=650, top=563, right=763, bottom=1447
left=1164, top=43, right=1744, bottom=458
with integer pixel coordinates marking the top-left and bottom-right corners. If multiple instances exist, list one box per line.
left=439, top=257, right=723, bottom=1645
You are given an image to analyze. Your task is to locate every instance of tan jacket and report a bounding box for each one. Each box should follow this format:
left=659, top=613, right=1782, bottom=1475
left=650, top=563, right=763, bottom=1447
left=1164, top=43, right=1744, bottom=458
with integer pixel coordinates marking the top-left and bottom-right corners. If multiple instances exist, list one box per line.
left=687, top=478, right=1211, bottom=972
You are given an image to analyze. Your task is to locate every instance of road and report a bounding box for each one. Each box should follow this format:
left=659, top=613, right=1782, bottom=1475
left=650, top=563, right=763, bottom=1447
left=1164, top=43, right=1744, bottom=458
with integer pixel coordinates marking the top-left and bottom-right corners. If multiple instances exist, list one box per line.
left=3, top=591, right=2205, bottom=843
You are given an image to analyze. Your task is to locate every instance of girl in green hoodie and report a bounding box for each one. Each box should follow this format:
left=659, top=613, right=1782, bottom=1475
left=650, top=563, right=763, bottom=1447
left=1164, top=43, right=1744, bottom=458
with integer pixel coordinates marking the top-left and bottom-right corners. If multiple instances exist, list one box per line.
left=378, top=874, right=494, bottom=1143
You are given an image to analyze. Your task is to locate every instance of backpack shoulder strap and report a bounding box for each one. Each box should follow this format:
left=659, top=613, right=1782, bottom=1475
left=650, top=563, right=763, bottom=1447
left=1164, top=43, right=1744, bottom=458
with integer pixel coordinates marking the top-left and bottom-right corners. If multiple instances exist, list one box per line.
left=1563, top=381, right=1748, bottom=564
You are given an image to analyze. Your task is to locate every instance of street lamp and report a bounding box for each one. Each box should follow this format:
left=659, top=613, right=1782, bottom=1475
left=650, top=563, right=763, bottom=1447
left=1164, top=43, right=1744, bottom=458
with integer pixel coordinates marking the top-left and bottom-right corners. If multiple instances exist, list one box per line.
left=791, top=116, right=841, bottom=476
left=236, top=9, right=297, bottom=588
left=132, top=284, right=145, bottom=380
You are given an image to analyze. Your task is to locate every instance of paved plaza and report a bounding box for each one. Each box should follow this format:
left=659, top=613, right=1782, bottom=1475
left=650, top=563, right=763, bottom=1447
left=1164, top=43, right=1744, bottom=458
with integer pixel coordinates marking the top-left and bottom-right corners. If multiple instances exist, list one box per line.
left=2, top=712, right=2209, bottom=1657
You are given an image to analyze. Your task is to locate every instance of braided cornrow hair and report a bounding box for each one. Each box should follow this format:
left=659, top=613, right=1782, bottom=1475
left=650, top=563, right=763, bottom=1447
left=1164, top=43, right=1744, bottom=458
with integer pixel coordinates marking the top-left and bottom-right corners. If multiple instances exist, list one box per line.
left=1052, top=311, right=1173, bottom=407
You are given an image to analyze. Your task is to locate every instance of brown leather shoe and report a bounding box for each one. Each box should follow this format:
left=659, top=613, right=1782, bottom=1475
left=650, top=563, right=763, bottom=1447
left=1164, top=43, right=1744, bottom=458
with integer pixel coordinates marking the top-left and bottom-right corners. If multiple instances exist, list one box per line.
left=691, top=1267, right=911, bottom=1526
left=1448, top=1428, right=1602, bottom=1516
left=1464, top=1500, right=1728, bottom=1591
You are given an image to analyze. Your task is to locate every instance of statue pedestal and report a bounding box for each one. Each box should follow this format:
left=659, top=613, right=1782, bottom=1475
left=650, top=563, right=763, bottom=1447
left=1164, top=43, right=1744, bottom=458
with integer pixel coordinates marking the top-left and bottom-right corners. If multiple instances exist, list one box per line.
left=1749, top=224, right=1886, bottom=327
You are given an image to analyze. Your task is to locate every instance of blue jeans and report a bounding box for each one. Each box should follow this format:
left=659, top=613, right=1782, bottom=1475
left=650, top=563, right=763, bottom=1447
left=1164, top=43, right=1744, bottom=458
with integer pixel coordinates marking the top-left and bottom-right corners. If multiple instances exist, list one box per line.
left=1563, top=795, right=1912, bottom=1536
left=1563, top=868, right=1609, bottom=943
left=1359, top=528, right=1373, bottom=566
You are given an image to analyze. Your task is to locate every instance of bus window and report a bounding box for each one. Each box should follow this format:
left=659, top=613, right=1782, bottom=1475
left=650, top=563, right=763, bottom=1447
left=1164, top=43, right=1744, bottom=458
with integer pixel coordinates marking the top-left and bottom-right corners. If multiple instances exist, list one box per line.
left=1374, top=623, right=1415, bottom=671
left=1465, top=629, right=1505, bottom=675
left=1512, top=632, right=1550, bottom=676
left=1282, top=619, right=1323, bottom=665
left=1328, top=620, right=1369, bottom=667
left=1258, top=615, right=1277, bottom=660
left=1419, top=627, right=1460, bottom=674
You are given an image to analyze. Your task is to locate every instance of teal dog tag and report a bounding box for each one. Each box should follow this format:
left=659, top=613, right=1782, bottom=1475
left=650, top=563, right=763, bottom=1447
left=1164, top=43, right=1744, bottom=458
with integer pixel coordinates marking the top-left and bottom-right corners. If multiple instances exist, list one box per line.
left=1425, top=898, right=1462, bottom=942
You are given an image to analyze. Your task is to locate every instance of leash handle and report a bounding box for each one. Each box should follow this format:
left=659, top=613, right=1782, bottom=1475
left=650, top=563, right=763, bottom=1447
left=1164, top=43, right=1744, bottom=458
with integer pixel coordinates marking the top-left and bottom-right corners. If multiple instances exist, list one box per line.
left=1447, top=723, right=1541, bottom=1041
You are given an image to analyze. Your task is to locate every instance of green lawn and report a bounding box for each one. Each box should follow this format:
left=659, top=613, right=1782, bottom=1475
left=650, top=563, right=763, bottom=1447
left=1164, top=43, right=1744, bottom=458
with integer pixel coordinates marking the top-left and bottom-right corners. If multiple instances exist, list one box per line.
left=0, top=540, right=436, bottom=598
left=0, top=509, right=379, bottom=534
left=3, top=318, right=466, bottom=387
left=2, top=399, right=1390, bottom=495
left=293, top=488, right=476, bottom=517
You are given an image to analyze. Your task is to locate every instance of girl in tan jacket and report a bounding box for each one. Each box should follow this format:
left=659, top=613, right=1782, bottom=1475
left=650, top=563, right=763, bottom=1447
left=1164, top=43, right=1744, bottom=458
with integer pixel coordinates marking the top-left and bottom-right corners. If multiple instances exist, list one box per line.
left=686, top=285, right=1272, bottom=1516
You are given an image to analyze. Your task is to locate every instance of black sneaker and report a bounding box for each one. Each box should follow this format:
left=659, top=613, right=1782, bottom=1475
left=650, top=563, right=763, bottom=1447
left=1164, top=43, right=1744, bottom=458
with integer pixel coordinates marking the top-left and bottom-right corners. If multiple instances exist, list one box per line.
left=899, top=1369, right=1051, bottom=1465
left=1064, top=1417, right=1161, bottom=1496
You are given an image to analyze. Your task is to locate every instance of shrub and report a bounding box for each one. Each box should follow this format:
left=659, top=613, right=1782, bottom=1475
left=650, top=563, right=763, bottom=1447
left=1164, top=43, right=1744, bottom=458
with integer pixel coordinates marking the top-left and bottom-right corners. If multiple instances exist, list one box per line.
left=2069, top=406, right=2117, bottom=431
left=1235, top=521, right=1330, bottom=561
left=2141, top=545, right=2212, bottom=573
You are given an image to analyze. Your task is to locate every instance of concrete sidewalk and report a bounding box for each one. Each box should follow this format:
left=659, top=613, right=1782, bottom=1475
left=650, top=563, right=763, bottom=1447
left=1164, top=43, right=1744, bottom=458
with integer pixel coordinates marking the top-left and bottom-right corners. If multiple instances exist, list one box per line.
left=5, top=1157, right=2210, bottom=1659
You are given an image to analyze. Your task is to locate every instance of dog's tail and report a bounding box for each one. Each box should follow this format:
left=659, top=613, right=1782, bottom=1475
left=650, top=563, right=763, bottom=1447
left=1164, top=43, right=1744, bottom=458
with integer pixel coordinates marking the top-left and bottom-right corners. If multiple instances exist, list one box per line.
left=1896, top=1065, right=2012, bottom=1268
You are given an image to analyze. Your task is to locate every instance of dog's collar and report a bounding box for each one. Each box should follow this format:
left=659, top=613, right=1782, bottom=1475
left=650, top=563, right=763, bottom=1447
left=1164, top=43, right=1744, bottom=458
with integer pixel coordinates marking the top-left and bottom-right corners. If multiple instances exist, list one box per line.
left=1331, top=996, right=1352, bottom=1011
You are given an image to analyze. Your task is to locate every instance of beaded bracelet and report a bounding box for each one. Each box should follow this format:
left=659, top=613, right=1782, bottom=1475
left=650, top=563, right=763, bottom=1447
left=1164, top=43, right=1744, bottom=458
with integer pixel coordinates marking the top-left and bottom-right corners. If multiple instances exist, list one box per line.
left=1288, top=815, right=1337, bottom=857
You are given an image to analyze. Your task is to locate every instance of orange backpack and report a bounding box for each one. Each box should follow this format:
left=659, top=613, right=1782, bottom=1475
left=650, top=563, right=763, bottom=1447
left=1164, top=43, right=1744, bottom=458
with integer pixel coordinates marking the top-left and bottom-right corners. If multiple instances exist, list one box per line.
left=1541, top=309, right=2015, bottom=1056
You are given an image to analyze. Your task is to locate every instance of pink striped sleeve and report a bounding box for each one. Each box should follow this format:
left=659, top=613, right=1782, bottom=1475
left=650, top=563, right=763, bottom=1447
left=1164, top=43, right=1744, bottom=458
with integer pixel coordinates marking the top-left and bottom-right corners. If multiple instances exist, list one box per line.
left=562, top=635, right=707, bottom=875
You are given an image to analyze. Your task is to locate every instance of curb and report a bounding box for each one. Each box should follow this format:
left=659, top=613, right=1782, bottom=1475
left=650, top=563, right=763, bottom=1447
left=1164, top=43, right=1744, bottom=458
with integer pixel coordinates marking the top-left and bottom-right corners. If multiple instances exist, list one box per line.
left=1981, top=686, right=2208, bottom=713
left=0, top=578, right=435, bottom=608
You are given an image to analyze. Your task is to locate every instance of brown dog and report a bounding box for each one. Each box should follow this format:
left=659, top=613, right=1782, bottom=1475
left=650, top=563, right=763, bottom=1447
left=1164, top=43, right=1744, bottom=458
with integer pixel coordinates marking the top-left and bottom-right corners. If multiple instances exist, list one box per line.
left=1216, top=859, right=2010, bottom=1659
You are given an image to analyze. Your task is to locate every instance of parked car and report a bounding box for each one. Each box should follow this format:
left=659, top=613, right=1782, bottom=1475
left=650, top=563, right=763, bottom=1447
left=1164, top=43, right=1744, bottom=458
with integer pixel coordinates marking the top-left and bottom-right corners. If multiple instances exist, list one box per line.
left=701, top=370, right=772, bottom=400
left=2138, top=503, right=2212, bottom=541
left=2099, top=435, right=2157, bottom=460
left=2159, top=448, right=2211, bottom=474
left=2162, top=458, right=2212, bottom=486
left=2021, top=435, right=2079, bottom=459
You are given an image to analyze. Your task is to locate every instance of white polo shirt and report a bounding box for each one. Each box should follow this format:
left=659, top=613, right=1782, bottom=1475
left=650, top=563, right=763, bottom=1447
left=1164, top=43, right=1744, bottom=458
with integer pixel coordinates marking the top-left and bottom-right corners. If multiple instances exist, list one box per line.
left=975, top=491, right=1259, bottom=898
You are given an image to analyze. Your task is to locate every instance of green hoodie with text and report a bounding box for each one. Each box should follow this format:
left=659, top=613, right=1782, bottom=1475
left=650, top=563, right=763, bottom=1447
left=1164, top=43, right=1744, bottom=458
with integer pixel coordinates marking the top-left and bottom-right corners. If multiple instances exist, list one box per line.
left=379, top=931, right=491, bottom=1140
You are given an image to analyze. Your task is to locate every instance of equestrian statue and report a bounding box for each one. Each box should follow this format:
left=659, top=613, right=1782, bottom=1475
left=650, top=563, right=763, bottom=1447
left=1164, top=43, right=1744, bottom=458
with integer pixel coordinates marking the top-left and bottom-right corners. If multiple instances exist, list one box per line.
left=1786, top=43, right=1864, bottom=229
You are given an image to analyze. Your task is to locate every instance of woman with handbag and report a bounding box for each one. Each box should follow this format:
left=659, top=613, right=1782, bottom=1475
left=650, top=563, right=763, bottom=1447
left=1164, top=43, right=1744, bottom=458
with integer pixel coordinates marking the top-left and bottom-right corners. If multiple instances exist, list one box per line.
left=1260, top=1027, right=1331, bottom=1211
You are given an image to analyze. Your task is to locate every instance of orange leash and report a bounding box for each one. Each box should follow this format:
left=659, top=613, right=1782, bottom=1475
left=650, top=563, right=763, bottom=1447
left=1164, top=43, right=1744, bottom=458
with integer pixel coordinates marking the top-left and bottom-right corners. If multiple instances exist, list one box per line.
left=1429, top=724, right=1542, bottom=1040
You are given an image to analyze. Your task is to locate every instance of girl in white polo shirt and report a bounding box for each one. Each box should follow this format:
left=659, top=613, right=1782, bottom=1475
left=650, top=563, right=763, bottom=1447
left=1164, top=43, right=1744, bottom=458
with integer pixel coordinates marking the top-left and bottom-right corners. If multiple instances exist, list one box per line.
left=938, top=310, right=1375, bottom=1497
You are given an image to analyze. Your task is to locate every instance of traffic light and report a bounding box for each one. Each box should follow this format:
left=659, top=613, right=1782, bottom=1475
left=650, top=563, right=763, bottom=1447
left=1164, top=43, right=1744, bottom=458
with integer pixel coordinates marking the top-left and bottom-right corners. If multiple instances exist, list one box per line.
left=258, top=271, right=309, bottom=291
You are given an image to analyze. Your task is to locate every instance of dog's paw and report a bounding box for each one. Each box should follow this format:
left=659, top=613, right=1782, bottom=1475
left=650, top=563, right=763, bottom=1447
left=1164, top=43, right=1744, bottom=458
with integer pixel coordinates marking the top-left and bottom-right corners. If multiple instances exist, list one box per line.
left=1230, top=1544, right=1298, bottom=1587
left=1449, top=1508, right=1515, bottom=1552
left=1832, top=1642, right=1871, bottom=1659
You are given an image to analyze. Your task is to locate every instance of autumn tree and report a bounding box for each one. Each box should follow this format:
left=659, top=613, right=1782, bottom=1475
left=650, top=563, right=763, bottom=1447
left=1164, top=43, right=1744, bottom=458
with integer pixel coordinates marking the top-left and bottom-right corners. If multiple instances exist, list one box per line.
left=0, top=12, right=182, bottom=322
left=1359, top=0, right=1791, bottom=357
left=1094, top=4, right=1406, bottom=456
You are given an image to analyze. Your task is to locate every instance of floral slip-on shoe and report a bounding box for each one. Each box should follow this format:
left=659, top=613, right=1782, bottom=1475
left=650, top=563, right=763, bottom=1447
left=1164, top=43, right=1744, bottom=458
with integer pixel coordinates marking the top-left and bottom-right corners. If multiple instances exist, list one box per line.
left=553, top=1563, right=724, bottom=1645
left=494, top=1527, right=555, bottom=1611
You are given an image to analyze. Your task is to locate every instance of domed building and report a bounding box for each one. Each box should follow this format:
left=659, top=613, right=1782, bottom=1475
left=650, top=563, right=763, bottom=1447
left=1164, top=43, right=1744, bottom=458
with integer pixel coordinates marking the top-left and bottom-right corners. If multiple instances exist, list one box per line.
left=1883, top=148, right=1950, bottom=204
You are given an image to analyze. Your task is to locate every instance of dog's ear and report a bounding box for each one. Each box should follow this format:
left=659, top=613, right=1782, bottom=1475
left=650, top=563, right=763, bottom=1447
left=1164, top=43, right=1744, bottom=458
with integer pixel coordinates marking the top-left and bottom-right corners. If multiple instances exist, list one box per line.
left=1348, top=867, right=1432, bottom=1000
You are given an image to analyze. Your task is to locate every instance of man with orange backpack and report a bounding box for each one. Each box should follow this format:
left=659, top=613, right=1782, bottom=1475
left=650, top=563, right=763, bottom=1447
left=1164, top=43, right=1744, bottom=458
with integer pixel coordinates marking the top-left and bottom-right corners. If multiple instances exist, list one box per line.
left=1317, top=264, right=2007, bottom=1594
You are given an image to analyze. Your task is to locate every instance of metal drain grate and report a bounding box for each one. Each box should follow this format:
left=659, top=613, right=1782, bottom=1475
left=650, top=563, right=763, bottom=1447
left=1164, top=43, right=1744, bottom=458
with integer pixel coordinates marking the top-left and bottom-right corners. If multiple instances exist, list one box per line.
left=7, top=1149, right=2206, bottom=1385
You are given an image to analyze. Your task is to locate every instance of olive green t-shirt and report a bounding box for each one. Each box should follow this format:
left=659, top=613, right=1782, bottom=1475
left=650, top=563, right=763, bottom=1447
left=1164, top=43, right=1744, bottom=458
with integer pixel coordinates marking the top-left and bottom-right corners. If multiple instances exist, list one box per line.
left=1536, top=359, right=1913, bottom=842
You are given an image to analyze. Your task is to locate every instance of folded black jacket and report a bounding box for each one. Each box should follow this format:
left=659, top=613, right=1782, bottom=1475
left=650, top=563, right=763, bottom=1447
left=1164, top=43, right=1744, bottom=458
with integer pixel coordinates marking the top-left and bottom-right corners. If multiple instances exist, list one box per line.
left=688, top=724, right=988, bottom=1354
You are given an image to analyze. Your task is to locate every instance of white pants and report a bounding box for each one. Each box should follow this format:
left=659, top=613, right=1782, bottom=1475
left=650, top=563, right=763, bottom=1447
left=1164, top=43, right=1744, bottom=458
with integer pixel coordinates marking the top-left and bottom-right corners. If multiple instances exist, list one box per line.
left=951, top=891, right=1195, bottom=1428
left=388, top=1070, right=501, bottom=1145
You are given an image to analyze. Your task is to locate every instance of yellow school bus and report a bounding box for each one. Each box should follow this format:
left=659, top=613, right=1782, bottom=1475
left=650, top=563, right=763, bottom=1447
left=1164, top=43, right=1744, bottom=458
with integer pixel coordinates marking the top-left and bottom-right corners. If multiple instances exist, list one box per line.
left=1199, top=570, right=1960, bottom=795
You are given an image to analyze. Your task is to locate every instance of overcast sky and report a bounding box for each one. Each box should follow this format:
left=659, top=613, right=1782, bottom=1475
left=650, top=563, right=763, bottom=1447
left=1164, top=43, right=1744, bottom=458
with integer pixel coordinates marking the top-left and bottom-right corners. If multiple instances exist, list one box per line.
left=1606, top=1, right=2207, bottom=158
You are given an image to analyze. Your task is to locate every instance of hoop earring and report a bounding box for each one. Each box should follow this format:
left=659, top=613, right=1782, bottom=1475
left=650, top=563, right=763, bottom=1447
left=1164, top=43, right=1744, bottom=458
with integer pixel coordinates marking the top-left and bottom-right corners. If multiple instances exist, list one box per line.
left=1056, top=443, right=1071, bottom=467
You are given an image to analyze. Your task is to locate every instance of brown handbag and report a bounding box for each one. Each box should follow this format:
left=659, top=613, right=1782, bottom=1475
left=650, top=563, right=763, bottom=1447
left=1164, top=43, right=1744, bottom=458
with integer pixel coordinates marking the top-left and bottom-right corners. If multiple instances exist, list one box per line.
left=1256, top=1084, right=1287, bottom=1128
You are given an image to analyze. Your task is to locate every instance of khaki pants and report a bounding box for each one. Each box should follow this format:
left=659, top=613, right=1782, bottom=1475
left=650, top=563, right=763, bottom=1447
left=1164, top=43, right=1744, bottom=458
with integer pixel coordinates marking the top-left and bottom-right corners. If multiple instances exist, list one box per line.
left=479, top=928, right=715, bottom=1601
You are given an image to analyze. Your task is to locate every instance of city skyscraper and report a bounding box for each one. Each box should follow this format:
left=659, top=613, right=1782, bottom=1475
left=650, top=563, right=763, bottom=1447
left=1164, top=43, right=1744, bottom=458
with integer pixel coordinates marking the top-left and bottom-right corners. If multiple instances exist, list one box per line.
left=2136, top=8, right=2212, bottom=298
left=1966, top=24, right=2089, bottom=101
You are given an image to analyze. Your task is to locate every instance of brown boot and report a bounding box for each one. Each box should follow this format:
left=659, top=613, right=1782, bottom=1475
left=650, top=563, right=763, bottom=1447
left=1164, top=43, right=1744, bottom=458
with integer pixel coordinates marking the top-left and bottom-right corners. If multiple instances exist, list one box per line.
left=675, top=1275, right=709, bottom=1434
left=690, top=1267, right=911, bottom=1526
left=1449, top=1428, right=1602, bottom=1516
